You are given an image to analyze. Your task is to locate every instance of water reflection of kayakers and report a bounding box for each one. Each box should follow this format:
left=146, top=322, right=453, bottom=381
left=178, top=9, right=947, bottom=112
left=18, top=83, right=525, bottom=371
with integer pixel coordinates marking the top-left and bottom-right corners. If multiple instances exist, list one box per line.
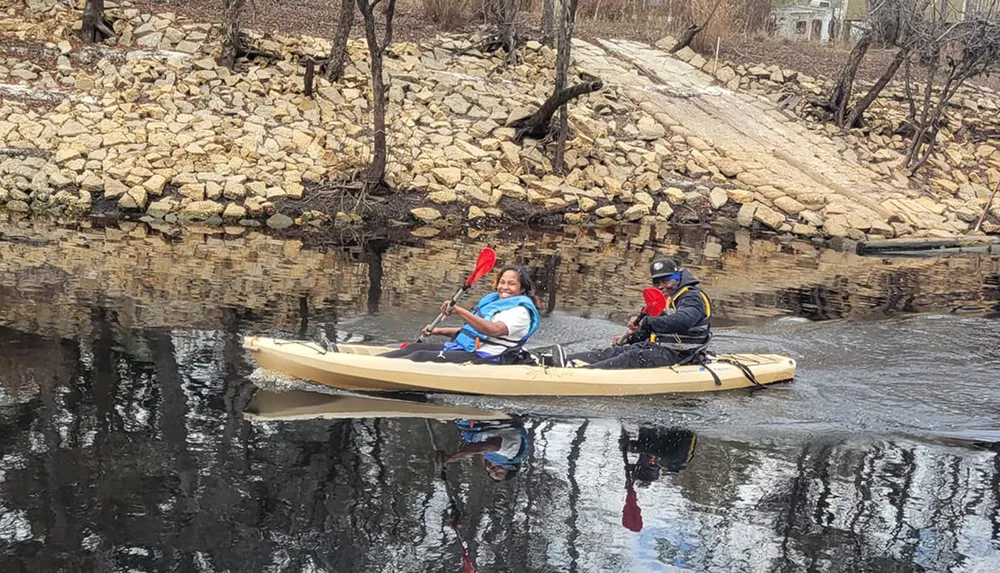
left=381, top=266, right=540, bottom=364
left=568, top=259, right=712, bottom=369
left=620, top=427, right=697, bottom=532
left=436, top=419, right=532, bottom=482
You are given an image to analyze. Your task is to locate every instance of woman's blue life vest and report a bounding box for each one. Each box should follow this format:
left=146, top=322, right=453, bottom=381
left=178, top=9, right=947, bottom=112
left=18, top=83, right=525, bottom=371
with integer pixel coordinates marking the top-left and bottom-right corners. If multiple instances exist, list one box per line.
left=455, top=419, right=531, bottom=471
left=447, top=291, right=540, bottom=355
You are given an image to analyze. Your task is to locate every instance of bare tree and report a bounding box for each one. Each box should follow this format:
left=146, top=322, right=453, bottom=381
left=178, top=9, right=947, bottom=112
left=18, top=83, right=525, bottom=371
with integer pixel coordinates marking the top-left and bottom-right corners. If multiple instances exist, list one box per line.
left=509, top=0, right=602, bottom=159
left=817, top=0, right=927, bottom=128
left=81, top=0, right=114, bottom=44
left=540, top=0, right=556, bottom=46
left=218, top=0, right=246, bottom=70
left=842, top=0, right=931, bottom=128
left=553, top=0, right=579, bottom=174
left=902, top=4, right=1000, bottom=173
left=670, top=0, right=724, bottom=54
left=327, top=0, right=355, bottom=81
left=825, top=29, right=874, bottom=126
left=485, top=0, right=521, bottom=65
left=356, top=0, right=397, bottom=193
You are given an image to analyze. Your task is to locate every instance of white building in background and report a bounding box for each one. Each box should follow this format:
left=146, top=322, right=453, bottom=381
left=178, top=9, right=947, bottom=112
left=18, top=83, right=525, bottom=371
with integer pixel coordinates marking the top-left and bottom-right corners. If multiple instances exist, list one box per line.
left=773, top=0, right=843, bottom=43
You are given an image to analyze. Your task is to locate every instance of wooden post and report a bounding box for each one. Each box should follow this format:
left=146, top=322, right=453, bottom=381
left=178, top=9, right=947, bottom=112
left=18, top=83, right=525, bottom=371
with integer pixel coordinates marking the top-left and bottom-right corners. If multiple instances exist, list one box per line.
left=304, top=58, right=315, bottom=98
left=713, top=36, right=720, bottom=74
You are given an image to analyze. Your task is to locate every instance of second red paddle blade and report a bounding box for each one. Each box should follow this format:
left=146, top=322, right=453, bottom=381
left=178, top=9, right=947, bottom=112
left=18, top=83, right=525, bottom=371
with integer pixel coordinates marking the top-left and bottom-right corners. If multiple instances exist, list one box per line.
left=642, top=287, right=667, bottom=317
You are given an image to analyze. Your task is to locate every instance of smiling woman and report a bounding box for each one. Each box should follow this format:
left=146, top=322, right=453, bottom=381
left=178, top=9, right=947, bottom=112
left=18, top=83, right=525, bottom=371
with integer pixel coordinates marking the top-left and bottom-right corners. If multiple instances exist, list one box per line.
left=379, top=266, right=541, bottom=363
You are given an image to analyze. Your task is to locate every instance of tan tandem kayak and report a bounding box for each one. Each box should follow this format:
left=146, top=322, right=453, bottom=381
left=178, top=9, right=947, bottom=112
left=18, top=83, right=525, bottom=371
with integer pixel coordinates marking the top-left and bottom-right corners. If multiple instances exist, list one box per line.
left=244, top=337, right=796, bottom=396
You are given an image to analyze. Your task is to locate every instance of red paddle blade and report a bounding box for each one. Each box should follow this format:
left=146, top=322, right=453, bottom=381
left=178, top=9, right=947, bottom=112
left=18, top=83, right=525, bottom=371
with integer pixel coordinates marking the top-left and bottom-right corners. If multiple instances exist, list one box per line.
left=461, top=549, right=476, bottom=573
left=642, top=287, right=667, bottom=317
left=464, top=247, right=497, bottom=287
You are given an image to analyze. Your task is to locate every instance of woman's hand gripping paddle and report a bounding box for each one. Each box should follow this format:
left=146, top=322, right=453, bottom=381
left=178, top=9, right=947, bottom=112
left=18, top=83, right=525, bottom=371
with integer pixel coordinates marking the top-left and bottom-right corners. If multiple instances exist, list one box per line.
left=413, top=247, right=497, bottom=344
left=614, top=287, right=667, bottom=346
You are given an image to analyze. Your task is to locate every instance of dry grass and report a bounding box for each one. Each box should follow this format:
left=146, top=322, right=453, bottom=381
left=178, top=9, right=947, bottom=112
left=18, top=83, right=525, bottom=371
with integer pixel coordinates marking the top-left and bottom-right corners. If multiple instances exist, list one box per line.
left=569, top=0, right=765, bottom=52
left=420, top=0, right=467, bottom=30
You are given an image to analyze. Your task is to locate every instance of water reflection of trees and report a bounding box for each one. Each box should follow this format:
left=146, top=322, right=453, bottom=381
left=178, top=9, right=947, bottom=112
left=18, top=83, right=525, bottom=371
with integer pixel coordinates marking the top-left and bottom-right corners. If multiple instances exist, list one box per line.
left=2, top=329, right=1000, bottom=571
left=4, top=223, right=1000, bottom=341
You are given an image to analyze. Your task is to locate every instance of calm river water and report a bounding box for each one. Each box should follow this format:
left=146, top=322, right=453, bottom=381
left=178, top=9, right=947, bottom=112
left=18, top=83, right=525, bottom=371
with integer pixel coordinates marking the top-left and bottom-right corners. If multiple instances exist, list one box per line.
left=1, top=220, right=999, bottom=572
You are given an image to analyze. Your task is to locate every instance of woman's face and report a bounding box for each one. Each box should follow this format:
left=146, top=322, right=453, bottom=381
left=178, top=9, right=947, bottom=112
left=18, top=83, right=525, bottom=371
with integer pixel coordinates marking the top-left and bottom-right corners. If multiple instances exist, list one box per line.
left=496, top=270, right=525, bottom=299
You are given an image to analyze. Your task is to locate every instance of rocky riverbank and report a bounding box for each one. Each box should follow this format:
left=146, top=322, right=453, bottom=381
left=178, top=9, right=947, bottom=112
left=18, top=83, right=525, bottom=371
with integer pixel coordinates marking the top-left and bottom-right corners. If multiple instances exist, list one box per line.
left=2, top=0, right=999, bottom=240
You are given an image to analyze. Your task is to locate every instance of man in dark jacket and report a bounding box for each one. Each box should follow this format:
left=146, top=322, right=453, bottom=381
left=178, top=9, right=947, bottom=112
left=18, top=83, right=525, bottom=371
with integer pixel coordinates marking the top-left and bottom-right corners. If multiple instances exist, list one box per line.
left=568, top=258, right=712, bottom=369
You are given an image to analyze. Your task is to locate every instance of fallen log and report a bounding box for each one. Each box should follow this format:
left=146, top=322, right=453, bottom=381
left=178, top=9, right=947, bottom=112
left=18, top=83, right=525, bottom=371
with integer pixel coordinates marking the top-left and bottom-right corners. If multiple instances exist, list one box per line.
left=0, top=148, right=53, bottom=158
left=857, top=235, right=1000, bottom=256
left=509, top=78, right=603, bottom=143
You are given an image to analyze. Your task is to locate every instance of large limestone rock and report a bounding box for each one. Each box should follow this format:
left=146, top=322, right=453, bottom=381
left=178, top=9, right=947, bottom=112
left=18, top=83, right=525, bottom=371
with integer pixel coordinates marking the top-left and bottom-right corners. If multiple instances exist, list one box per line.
left=104, top=178, right=129, bottom=199
left=664, top=187, right=686, bottom=205
left=411, top=207, right=442, bottom=222
left=773, top=196, right=805, bottom=216
left=637, top=117, right=666, bottom=140
left=623, top=203, right=650, bottom=221
left=595, top=205, right=618, bottom=218
left=181, top=200, right=225, bottom=219
left=737, top=202, right=758, bottom=227
left=266, top=213, right=294, bottom=229
left=428, top=189, right=459, bottom=203
left=146, top=199, right=175, bottom=218
left=431, top=167, right=462, bottom=186
left=727, top=188, right=754, bottom=204
left=443, top=93, right=471, bottom=115
left=674, top=46, right=697, bottom=62
left=753, top=204, right=785, bottom=230
left=823, top=214, right=851, bottom=238
left=716, top=67, right=736, bottom=84
left=709, top=187, right=728, bottom=210
left=143, top=174, right=167, bottom=196
left=223, top=203, right=247, bottom=219
left=119, top=186, right=148, bottom=211
left=656, top=201, right=674, bottom=219
left=179, top=183, right=206, bottom=201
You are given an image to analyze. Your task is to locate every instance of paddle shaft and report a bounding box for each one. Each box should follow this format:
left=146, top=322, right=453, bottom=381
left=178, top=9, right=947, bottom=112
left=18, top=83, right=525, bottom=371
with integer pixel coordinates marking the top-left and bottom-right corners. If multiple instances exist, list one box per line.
left=415, top=284, right=471, bottom=343
left=425, top=421, right=476, bottom=573
left=615, top=310, right=648, bottom=347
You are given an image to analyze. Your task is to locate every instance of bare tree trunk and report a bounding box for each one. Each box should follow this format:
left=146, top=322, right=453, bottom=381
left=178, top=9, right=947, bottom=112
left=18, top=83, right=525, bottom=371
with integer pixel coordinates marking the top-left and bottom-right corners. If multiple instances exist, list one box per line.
left=486, top=0, right=520, bottom=65
left=670, top=0, right=724, bottom=53
left=541, top=0, right=556, bottom=45
left=327, top=0, right=355, bottom=81
left=828, top=30, right=872, bottom=126
left=356, top=0, right=397, bottom=194
left=904, top=54, right=940, bottom=169
left=218, top=0, right=246, bottom=71
left=553, top=0, right=579, bottom=175
left=304, top=58, right=315, bottom=97
left=903, top=57, right=917, bottom=125
left=844, top=47, right=909, bottom=128
left=81, top=0, right=114, bottom=44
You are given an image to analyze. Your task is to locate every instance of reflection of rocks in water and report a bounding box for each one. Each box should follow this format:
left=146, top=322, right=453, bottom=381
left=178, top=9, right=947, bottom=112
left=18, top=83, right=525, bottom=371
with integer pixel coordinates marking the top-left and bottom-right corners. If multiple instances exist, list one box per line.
left=2, top=221, right=999, bottom=340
